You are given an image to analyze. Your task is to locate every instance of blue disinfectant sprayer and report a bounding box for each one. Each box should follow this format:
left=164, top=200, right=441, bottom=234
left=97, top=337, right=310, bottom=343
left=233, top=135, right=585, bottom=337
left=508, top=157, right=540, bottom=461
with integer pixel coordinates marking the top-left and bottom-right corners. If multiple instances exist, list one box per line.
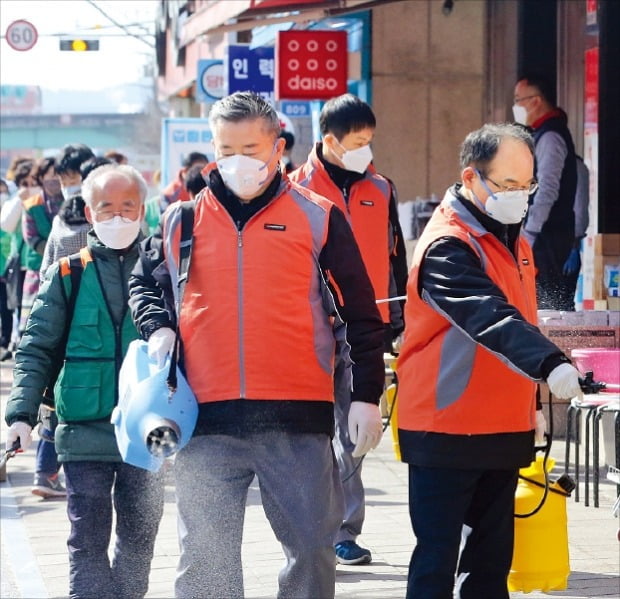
left=111, top=339, right=198, bottom=472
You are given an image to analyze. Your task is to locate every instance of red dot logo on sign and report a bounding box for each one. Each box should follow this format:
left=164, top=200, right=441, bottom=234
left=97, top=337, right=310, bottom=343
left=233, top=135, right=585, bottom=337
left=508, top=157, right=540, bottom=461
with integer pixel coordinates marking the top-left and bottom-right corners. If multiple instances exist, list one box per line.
left=276, top=30, right=348, bottom=100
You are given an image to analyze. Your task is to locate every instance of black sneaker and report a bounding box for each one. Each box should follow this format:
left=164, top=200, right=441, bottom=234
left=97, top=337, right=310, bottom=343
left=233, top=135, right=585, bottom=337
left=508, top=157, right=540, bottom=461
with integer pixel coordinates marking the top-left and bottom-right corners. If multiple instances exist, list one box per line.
left=32, top=473, right=67, bottom=498
left=334, top=540, right=372, bottom=565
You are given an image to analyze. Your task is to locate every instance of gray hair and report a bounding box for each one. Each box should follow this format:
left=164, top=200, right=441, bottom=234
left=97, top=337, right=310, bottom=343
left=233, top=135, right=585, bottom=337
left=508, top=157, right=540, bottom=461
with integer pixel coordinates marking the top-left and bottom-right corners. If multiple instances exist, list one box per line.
left=459, top=123, right=535, bottom=176
left=209, top=91, right=280, bottom=138
left=81, top=163, right=148, bottom=207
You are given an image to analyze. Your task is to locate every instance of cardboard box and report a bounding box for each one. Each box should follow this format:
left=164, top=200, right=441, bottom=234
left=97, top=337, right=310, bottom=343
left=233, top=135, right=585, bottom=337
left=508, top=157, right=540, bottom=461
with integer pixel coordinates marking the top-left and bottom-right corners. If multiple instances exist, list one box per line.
left=594, top=233, right=620, bottom=256
left=593, top=254, right=620, bottom=299
left=539, top=325, right=619, bottom=358
left=608, top=296, right=620, bottom=311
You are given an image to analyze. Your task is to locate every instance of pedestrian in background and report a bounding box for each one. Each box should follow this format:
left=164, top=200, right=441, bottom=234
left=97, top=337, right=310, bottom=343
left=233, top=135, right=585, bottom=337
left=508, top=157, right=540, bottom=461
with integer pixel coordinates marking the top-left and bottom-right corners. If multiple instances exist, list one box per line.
left=0, top=176, right=16, bottom=358
left=279, top=130, right=296, bottom=173
left=160, top=151, right=208, bottom=206
left=1, top=160, right=36, bottom=354
left=397, top=123, right=583, bottom=598
left=291, top=93, right=408, bottom=565
left=129, top=91, right=385, bottom=598
left=513, top=73, right=578, bottom=310
left=182, top=163, right=207, bottom=200
left=40, top=156, right=111, bottom=274
left=5, top=164, right=164, bottom=599
left=19, top=157, right=64, bottom=337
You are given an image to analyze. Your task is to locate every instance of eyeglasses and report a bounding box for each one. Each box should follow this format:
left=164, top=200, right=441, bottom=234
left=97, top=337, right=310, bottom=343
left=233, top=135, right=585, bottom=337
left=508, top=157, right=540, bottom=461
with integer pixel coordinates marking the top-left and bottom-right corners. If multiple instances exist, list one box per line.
left=513, top=94, right=539, bottom=104
left=484, top=175, right=539, bottom=195
left=94, top=208, right=139, bottom=222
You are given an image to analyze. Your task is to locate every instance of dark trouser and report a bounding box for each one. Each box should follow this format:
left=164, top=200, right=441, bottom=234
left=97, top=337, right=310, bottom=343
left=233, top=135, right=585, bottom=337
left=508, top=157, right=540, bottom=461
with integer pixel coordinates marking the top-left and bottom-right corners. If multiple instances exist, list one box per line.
left=36, top=405, right=60, bottom=476
left=35, top=438, right=60, bottom=476
left=0, top=280, right=12, bottom=347
left=64, top=461, right=165, bottom=599
left=407, top=465, right=518, bottom=599
left=532, top=234, right=577, bottom=311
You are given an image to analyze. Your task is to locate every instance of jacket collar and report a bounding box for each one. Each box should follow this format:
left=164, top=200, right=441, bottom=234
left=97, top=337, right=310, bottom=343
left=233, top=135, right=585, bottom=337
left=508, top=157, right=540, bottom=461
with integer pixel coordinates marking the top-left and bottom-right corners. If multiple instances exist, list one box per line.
left=87, top=229, right=143, bottom=259
left=444, top=184, right=521, bottom=251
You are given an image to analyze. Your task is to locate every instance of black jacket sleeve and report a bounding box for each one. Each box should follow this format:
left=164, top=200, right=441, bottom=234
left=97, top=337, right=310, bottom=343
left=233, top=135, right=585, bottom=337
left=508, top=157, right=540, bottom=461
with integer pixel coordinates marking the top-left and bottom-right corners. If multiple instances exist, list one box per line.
left=387, top=179, right=409, bottom=336
left=128, top=226, right=176, bottom=340
left=419, top=237, right=569, bottom=381
left=319, top=206, right=386, bottom=404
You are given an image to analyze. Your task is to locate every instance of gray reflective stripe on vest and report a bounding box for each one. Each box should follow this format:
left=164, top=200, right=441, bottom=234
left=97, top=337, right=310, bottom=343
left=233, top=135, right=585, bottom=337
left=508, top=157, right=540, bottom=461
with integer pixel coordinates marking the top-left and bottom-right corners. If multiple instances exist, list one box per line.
left=423, top=195, right=533, bottom=409
left=288, top=187, right=337, bottom=376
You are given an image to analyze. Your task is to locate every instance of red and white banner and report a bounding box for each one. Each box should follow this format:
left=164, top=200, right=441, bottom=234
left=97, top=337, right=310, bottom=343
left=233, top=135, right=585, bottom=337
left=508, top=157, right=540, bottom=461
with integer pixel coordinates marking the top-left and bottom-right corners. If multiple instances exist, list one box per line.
left=275, top=30, right=347, bottom=100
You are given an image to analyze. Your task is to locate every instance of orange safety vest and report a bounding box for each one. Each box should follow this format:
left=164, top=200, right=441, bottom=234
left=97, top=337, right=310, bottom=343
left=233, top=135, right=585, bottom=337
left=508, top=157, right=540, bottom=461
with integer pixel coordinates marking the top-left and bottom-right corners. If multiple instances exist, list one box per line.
left=161, top=177, right=337, bottom=405
left=291, top=145, right=393, bottom=322
left=397, top=194, right=538, bottom=435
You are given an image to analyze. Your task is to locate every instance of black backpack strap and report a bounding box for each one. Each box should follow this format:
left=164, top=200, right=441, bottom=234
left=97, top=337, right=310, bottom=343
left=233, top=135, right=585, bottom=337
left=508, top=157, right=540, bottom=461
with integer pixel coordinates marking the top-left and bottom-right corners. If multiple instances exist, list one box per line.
left=44, top=251, right=85, bottom=406
left=168, top=201, right=195, bottom=393
left=177, top=199, right=196, bottom=303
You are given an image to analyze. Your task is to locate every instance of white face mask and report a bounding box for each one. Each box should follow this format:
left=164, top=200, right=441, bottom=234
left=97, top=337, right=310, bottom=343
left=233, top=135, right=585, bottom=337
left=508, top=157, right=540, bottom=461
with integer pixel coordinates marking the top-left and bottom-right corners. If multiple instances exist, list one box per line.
left=512, top=104, right=528, bottom=126
left=483, top=189, right=530, bottom=224
left=475, top=173, right=529, bottom=224
left=0, top=192, right=8, bottom=206
left=62, top=184, right=82, bottom=199
left=93, top=215, right=141, bottom=249
left=336, top=141, right=373, bottom=174
left=217, top=145, right=277, bottom=200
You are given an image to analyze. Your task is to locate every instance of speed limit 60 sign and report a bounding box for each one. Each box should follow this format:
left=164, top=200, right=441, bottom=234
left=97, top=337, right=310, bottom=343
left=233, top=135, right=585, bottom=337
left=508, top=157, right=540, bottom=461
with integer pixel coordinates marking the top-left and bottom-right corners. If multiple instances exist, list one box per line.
left=6, top=20, right=38, bottom=52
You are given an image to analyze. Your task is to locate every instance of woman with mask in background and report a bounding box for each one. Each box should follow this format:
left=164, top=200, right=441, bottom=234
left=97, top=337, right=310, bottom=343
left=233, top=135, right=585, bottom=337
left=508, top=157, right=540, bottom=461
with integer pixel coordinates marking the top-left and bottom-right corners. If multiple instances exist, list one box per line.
left=19, top=157, right=64, bottom=336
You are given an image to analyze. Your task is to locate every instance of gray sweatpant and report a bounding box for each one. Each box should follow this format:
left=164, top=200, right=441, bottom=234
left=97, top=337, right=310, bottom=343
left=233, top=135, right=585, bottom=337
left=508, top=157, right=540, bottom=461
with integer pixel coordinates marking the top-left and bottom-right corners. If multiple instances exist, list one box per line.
left=174, top=431, right=344, bottom=599
left=332, top=340, right=366, bottom=544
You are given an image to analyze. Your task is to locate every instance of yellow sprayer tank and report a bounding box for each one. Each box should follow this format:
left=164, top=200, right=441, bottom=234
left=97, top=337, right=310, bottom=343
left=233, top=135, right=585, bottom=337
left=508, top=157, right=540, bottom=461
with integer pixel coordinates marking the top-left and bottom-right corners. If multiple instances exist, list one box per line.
left=385, top=382, right=400, bottom=460
left=508, top=456, right=572, bottom=593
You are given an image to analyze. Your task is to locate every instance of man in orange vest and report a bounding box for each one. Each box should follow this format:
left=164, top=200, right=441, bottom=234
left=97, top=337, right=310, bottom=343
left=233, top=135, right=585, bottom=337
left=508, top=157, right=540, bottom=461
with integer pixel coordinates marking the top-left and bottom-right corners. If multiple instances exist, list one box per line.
left=396, top=123, right=583, bottom=598
left=291, top=93, right=408, bottom=565
left=129, top=91, right=386, bottom=598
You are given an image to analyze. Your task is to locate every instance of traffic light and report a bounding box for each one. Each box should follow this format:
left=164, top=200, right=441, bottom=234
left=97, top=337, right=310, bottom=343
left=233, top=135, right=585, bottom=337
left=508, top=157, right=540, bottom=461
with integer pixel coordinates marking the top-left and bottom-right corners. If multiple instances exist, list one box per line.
left=59, top=39, right=99, bottom=51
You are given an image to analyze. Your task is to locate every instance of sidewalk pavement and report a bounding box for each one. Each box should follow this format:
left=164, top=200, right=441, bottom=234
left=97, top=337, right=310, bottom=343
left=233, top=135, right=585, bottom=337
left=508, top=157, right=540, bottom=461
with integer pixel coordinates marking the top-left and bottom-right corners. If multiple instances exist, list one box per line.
left=1, top=356, right=618, bottom=599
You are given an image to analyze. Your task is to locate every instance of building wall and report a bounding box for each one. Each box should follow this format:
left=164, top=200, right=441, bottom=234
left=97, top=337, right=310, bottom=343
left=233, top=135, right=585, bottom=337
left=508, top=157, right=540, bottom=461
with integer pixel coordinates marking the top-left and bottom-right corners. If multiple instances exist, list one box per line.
left=371, top=0, right=486, bottom=202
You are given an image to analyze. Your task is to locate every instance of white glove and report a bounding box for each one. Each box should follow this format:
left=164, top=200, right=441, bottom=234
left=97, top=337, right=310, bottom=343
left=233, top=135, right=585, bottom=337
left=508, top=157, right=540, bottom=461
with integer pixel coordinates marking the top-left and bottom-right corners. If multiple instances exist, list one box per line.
left=6, top=421, right=33, bottom=452
left=147, top=327, right=176, bottom=368
left=547, top=363, right=583, bottom=400
left=348, top=401, right=383, bottom=458
left=535, top=410, right=546, bottom=446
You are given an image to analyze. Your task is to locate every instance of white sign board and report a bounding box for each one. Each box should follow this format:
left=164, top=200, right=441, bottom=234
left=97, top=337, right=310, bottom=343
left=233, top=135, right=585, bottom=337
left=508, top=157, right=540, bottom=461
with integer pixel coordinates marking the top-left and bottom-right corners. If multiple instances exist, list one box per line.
left=160, top=118, right=214, bottom=188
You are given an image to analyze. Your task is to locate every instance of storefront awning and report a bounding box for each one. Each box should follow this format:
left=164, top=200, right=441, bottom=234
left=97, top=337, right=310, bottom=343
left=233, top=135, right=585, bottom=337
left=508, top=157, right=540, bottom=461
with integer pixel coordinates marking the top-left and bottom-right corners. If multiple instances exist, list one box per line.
left=181, top=0, right=394, bottom=44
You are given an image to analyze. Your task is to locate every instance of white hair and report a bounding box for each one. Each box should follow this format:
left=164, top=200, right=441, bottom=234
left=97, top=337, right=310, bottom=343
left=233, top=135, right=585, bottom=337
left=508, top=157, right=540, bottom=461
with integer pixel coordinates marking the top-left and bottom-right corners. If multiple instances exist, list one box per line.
left=81, top=163, right=148, bottom=207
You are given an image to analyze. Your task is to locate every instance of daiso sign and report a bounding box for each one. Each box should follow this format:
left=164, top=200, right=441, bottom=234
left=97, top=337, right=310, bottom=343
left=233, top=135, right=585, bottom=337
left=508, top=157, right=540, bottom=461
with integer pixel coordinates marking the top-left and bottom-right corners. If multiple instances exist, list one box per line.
left=275, top=30, right=348, bottom=100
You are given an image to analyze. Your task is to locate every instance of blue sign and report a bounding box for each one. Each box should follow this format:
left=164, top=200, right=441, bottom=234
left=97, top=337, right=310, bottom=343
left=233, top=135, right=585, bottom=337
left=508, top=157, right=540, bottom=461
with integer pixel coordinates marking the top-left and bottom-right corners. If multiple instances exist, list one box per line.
left=197, top=60, right=225, bottom=103
left=227, top=44, right=275, bottom=105
left=281, top=100, right=311, bottom=118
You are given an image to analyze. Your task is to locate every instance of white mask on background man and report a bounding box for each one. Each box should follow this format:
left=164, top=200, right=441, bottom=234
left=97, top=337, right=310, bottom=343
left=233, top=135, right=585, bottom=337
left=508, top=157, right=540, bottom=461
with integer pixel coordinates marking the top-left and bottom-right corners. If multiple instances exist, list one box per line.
left=62, top=184, right=82, bottom=199
left=217, top=153, right=273, bottom=199
left=336, top=142, right=373, bottom=174
left=512, top=104, right=528, bottom=126
left=93, top=215, right=141, bottom=250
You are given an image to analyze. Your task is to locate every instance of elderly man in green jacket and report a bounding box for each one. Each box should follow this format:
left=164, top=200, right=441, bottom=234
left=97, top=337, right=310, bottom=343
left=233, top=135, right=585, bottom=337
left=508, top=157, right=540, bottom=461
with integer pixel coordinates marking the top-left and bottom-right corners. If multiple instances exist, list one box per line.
left=5, top=164, right=164, bottom=599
